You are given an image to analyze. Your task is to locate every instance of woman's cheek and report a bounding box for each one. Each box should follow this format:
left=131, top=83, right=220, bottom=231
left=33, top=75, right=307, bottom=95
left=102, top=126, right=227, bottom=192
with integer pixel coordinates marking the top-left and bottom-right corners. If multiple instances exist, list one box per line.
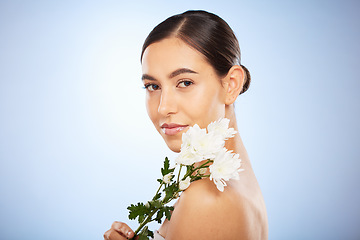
left=146, top=95, right=158, bottom=122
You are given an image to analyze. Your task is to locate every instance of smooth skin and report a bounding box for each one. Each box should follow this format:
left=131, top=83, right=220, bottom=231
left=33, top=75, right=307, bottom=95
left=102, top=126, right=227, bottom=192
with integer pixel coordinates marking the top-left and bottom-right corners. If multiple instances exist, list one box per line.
left=104, top=38, right=268, bottom=240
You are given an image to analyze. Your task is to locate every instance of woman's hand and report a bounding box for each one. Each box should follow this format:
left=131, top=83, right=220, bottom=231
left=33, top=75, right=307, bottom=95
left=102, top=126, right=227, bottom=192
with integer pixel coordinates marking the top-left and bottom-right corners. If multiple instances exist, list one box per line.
left=104, top=221, right=137, bottom=240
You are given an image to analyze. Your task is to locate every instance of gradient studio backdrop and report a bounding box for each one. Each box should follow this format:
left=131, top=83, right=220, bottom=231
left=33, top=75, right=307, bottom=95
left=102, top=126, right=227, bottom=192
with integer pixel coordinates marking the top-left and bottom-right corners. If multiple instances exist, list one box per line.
left=0, top=1, right=359, bottom=239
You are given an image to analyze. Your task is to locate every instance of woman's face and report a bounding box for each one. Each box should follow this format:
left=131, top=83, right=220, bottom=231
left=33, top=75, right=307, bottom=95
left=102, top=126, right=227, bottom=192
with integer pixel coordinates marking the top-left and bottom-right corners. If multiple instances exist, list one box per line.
left=141, top=38, right=227, bottom=152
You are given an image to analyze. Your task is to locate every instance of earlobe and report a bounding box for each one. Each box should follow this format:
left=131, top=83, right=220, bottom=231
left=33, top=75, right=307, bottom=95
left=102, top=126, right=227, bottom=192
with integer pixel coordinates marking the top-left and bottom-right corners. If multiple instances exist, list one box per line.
left=224, top=65, right=245, bottom=105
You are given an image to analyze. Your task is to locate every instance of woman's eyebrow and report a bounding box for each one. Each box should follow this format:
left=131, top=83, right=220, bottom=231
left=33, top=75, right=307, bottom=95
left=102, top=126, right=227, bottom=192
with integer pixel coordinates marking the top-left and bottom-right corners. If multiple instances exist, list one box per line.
left=141, top=74, right=156, bottom=81
left=141, top=68, right=198, bottom=81
left=169, top=68, right=198, bottom=78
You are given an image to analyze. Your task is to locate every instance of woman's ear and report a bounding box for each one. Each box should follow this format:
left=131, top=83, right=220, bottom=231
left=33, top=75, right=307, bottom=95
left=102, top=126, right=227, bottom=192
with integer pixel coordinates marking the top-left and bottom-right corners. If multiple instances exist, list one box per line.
left=222, top=65, right=245, bottom=105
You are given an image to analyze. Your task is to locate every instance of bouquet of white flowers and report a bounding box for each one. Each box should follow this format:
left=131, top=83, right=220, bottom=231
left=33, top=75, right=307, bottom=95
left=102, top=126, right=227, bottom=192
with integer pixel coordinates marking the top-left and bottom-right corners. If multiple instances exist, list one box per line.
left=127, top=118, right=243, bottom=240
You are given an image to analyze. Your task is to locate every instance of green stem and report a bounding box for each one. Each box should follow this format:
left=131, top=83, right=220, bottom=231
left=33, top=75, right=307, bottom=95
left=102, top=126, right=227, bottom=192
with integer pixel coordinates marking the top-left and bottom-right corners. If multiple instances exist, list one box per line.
left=153, top=182, right=164, bottom=200
left=177, top=165, right=183, bottom=184
left=194, top=160, right=212, bottom=171
left=132, top=209, right=158, bottom=238
left=188, top=171, right=211, bottom=183
left=132, top=182, right=165, bottom=239
left=183, top=160, right=212, bottom=179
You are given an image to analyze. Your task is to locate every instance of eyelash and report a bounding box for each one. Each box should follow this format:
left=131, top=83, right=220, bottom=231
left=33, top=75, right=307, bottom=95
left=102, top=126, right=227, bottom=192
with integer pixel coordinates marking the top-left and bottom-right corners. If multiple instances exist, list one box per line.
left=143, top=80, right=193, bottom=91
left=143, top=83, right=160, bottom=91
left=177, top=80, right=193, bottom=88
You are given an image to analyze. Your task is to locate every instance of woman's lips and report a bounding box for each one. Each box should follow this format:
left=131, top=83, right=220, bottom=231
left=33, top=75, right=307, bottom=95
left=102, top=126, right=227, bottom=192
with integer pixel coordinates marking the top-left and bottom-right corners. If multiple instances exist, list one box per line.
left=161, top=123, right=188, bottom=136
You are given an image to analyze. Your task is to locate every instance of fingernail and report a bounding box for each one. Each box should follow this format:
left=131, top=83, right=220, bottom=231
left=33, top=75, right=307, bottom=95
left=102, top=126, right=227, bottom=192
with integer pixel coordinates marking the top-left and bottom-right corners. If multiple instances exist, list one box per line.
left=127, top=231, right=131, bottom=237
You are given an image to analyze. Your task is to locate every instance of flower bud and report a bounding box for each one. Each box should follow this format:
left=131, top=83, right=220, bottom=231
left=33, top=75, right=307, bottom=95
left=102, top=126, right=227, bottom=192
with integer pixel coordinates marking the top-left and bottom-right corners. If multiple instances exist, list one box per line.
left=179, top=176, right=191, bottom=191
left=198, top=168, right=207, bottom=175
left=163, top=173, right=173, bottom=184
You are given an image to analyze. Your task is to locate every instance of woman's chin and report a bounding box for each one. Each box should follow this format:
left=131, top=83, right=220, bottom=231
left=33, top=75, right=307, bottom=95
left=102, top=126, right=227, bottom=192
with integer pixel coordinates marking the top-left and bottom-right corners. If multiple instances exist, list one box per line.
left=165, top=141, right=181, bottom=153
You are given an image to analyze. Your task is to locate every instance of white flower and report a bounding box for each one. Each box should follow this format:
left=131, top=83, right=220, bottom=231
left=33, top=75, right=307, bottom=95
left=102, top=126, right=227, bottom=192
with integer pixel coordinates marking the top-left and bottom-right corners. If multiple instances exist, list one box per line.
left=190, top=130, right=224, bottom=160
left=207, top=118, right=237, bottom=141
left=209, top=148, right=243, bottom=192
left=179, top=124, right=224, bottom=162
left=175, top=125, right=204, bottom=165
left=163, top=173, right=173, bottom=184
left=175, top=119, right=243, bottom=192
left=180, top=124, right=205, bottom=150
left=179, top=176, right=191, bottom=191
left=198, top=168, right=207, bottom=175
left=175, top=148, right=202, bottom=166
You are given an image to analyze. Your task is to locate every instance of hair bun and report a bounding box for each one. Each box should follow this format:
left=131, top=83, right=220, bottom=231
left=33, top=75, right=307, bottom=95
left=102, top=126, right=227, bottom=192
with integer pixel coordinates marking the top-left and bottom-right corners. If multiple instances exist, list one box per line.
left=240, top=65, right=251, bottom=94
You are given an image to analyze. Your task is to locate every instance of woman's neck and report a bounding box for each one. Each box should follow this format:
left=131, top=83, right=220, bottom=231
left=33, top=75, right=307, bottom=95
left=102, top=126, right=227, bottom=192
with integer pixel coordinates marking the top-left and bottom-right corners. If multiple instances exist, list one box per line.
left=225, top=104, right=254, bottom=173
left=193, top=105, right=254, bottom=173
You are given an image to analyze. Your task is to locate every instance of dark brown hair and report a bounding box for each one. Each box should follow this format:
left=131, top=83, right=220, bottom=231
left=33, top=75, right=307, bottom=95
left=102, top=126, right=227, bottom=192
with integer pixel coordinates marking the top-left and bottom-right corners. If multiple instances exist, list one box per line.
left=141, top=10, right=251, bottom=94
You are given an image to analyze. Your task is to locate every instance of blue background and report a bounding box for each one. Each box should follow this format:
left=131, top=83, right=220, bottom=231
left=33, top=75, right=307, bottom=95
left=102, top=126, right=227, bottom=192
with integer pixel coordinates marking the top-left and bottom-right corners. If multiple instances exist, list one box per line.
left=0, top=0, right=359, bottom=239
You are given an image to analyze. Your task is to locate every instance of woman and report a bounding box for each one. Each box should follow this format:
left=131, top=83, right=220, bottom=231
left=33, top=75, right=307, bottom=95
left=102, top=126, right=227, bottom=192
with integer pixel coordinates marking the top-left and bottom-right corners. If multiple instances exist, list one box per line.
left=104, top=10, right=268, bottom=240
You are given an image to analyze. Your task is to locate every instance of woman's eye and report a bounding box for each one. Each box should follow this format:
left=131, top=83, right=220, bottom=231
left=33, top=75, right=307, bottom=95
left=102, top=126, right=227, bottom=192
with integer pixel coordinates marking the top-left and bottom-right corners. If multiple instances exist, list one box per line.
left=177, top=80, right=193, bottom=88
left=144, top=84, right=160, bottom=91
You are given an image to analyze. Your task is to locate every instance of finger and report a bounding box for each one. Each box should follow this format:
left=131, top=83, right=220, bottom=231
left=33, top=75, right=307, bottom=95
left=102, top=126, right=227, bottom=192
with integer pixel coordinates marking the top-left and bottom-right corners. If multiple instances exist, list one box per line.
left=103, top=229, right=111, bottom=240
left=111, top=221, right=135, bottom=239
left=104, top=228, right=127, bottom=240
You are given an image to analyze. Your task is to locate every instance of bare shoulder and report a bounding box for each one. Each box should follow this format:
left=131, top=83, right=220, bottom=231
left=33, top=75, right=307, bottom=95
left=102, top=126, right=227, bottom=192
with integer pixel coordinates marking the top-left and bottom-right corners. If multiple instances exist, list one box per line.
left=165, top=178, right=268, bottom=240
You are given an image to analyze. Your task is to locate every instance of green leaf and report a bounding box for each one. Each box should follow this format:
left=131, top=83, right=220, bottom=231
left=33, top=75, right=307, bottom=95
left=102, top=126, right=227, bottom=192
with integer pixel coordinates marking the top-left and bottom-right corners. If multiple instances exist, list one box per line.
left=155, top=209, right=164, bottom=223
left=163, top=182, right=178, bottom=202
left=127, top=202, right=151, bottom=223
left=164, top=206, right=173, bottom=220
left=150, top=199, right=162, bottom=209
left=147, top=229, right=154, bottom=238
left=138, top=214, right=146, bottom=223
left=153, top=192, right=161, bottom=201
left=137, top=226, right=150, bottom=240
left=137, top=234, right=149, bottom=240
left=137, top=226, right=154, bottom=240
left=161, top=157, right=174, bottom=176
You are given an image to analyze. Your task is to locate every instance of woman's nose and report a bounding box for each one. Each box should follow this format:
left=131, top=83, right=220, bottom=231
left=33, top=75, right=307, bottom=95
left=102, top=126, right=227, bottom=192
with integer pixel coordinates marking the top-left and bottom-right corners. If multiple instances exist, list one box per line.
left=158, top=89, right=177, bottom=116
